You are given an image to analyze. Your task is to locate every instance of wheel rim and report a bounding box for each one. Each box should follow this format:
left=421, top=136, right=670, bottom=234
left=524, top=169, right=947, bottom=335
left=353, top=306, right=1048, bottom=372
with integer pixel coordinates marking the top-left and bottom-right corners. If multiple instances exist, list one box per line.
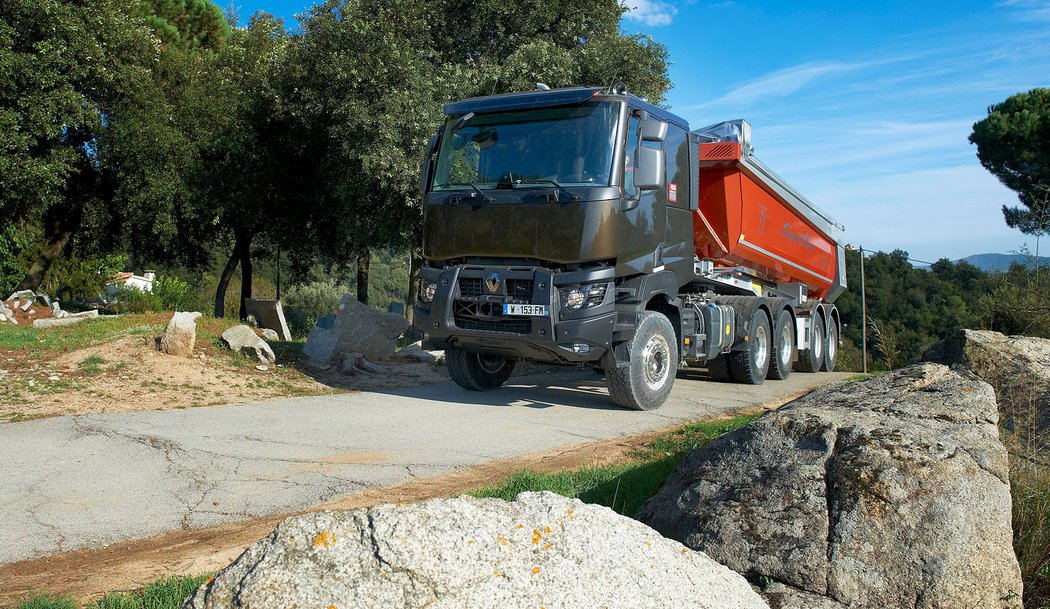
left=478, top=354, right=506, bottom=374
left=779, top=321, right=793, bottom=367
left=753, top=325, right=769, bottom=370
left=813, top=323, right=823, bottom=360
left=827, top=325, right=837, bottom=362
left=642, top=334, right=671, bottom=391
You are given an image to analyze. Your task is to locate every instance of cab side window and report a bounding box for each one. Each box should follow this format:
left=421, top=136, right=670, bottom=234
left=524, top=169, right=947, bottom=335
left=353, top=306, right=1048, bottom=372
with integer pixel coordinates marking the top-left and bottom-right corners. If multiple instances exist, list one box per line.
left=623, top=116, right=639, bottom=197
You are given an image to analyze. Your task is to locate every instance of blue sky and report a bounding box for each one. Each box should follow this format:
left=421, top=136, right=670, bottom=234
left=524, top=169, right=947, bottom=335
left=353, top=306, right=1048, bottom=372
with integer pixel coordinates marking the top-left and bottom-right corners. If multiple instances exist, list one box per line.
left=232, top=0, right=1050, bottom=262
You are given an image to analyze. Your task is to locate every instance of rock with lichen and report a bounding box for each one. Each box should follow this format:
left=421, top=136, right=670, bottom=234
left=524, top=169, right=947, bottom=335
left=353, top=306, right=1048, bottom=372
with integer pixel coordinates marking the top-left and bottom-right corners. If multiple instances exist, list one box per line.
left=184, top=491, right=768, bottom=609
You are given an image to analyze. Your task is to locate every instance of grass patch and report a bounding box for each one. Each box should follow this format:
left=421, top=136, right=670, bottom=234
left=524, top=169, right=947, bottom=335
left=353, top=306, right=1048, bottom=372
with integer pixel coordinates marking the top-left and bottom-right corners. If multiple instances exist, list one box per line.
left=14, top=574, right=210, bottom=609
left=472, top=413, right=760, bottom=517
left=0, top=315, right=164, bottom=353
left=78, top=355, right=105, bottom=373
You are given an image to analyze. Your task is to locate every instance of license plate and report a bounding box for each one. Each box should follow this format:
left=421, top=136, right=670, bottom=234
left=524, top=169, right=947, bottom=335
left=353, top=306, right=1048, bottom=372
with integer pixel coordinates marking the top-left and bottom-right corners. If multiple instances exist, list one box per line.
left=503, top=304, right=548, bottom=316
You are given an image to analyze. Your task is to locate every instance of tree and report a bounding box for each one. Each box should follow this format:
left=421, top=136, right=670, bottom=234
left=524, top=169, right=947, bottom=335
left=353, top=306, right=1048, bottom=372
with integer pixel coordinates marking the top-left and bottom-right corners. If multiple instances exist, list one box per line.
left=970, top=88, right=1050, bottom=237
left=0, top=0, right=234, bottom=294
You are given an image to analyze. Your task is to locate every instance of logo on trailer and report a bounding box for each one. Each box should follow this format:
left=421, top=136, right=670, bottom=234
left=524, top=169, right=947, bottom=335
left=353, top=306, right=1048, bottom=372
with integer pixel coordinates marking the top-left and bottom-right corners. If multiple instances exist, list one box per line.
left=486, top=272, right=502, bottom=293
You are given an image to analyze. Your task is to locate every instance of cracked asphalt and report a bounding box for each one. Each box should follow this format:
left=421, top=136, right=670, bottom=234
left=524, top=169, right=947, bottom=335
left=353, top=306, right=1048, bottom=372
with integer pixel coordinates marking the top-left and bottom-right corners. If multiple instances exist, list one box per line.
left=0, top=367, right=848, bottom=566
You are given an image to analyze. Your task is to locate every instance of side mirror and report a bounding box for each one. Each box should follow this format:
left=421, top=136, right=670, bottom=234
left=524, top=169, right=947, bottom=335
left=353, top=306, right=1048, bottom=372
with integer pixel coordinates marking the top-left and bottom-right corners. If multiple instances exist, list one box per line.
left=639, top=118, right=667, bottom=143
left=634, top=146, right=664, bottom=190
left=418, top=132, right=440, bottom=197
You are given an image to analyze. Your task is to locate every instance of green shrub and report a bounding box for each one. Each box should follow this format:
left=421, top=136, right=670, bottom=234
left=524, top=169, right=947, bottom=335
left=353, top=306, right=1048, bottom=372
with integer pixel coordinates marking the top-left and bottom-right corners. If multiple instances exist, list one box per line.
left=106, top=285, right=162, bottom=314
left=153, top=275, right=194, bottom=311
left=283, top=279, right=344, bottom=338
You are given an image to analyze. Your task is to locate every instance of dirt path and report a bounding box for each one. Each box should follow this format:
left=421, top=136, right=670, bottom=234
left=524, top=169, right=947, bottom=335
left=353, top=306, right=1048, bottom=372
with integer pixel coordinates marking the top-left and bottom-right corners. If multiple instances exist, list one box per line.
left=0, top=392, right=809, bottom=606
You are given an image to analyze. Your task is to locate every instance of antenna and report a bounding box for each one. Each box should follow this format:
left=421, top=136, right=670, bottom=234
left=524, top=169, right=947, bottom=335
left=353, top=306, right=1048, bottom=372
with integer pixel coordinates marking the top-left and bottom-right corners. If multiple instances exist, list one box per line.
left=536, top=82, right=550, bottom=91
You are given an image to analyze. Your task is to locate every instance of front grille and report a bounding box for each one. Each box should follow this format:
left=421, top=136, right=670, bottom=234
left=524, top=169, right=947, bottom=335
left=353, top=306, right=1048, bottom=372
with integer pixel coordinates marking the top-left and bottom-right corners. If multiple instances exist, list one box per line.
left=507, top=279, right=533, bottom=301
left=459, top=278, right=483, bottom=299
left=456, top=318, right=532, bottom=334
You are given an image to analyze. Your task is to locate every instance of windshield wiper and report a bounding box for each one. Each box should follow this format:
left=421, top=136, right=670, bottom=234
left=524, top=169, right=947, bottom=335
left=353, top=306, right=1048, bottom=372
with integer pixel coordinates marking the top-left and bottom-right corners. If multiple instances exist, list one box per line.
left=512, top=178, right=582, bottom=202
left=435, top=182, right=493, bottom=203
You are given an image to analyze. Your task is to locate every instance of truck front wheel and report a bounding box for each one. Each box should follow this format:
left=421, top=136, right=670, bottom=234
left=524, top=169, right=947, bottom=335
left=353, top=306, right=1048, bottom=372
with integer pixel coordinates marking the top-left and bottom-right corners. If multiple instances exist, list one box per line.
left=447, top=347, right=516, bottom=391
left=606, top=311, right=678, bottom=411
left=729, top=309, right=771, bottom=385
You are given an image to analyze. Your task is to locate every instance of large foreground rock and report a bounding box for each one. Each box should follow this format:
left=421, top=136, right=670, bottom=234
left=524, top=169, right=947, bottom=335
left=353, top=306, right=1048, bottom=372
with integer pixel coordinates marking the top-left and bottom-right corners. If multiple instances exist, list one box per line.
left=637, top=364, right=1022, bottom=609
left=303, top=294, right=409, bottom=363
left=221, top=325, right=275, bottom=365
left=925, top=329, right=1049, bottom=438
left=185, top=492, right=768, bottom=609
left=159, top=311, right=201, bottom=356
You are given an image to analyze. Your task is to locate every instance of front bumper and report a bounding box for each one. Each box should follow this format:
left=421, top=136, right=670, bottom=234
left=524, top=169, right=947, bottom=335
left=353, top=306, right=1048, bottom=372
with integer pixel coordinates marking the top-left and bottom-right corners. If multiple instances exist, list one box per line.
left=413, top=264, right=616, bottom=364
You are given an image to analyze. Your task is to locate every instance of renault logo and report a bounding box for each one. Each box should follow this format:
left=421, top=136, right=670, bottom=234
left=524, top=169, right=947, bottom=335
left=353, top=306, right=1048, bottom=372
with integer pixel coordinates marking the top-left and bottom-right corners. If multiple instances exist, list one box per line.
left=485, top=272, right=502, bottom=293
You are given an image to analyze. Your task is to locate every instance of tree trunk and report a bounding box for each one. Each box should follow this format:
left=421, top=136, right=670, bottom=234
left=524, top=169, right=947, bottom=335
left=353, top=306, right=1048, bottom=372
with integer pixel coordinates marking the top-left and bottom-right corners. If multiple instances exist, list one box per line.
left=214, top=231, right=250, bottom=318
left=356, top=250, right=370, bottom=305
left=239, top=235, right=253, bottom=321
left=15, top=230, right=73, bottom=292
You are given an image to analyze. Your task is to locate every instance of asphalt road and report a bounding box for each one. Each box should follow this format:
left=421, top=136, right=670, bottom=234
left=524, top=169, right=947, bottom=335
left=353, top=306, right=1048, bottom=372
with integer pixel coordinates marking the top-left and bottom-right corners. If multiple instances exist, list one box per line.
left=0, top=367, right=848, bottom=566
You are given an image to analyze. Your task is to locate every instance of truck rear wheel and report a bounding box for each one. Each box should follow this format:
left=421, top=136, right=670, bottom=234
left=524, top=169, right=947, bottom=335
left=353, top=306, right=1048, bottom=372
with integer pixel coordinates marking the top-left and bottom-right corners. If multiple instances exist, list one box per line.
left=729, top=309, right=770, bottom=385
left=767, top=308, right=794, bottom=381
left=447, top=347, right=515, bottom=391
left=795, top=316, right=824, bottom=373
left=822, top=320, right=839, bottom=372
left=606, top=311, right=678, bottom=410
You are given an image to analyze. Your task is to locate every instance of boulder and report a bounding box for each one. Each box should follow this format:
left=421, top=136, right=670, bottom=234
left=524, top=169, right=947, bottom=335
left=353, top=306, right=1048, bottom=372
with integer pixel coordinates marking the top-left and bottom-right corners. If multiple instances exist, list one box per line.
left=244, top=299, right=292, bottom=341
left=924, top=329, right=1049, bottom=440
left=260, top=328, right=279, bottom=342
left=159, top=311, right=202, bottom=357
left=304, top=294, right=409, bottom=364
left=637, top=364, right=1022, bottom=609
left=32, top=310, right=98, bottom=328
left=221, top=325, right=275, bottom=365
left=393, top=341, right=444, bottom=364
left=185, top=491, right=768, bottom=609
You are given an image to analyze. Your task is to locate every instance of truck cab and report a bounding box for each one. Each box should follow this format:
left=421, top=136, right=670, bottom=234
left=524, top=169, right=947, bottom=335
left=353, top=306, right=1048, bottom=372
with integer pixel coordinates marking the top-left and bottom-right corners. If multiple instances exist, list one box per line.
left=413, top=85, right=843, bottom=410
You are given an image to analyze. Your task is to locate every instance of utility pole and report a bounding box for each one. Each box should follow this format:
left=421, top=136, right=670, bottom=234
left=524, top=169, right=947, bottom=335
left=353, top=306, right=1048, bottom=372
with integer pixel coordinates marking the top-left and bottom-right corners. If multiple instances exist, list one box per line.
left=859, top=246, right=867, bottom=374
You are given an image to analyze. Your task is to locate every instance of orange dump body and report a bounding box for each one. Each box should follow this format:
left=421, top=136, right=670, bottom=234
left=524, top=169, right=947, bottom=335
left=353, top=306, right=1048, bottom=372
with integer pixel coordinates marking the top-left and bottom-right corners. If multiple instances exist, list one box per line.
left=694, top=142, right=839, bottom=301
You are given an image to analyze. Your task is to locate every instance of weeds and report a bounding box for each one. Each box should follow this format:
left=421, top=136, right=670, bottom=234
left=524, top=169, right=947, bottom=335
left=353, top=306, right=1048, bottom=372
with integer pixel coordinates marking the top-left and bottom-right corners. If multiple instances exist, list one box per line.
left=472, top=413, right=761, bottom=517
left=14, top=574, right=210, bottom=609
left=78, top=355, right=105, bottom=373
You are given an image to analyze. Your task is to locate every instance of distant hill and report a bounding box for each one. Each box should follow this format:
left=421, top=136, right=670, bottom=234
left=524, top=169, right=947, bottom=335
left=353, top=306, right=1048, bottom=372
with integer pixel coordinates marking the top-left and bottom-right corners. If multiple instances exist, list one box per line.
left=955, top=253, right=1050, bottom=272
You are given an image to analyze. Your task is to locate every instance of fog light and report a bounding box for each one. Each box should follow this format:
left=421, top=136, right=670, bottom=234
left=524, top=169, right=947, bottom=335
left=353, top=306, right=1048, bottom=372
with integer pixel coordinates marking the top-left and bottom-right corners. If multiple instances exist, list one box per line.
left=563, top=287, right=585, bottom=309
left=420, top=282, right=437, bottom=303
left=559, top=343, right=591, bottom=354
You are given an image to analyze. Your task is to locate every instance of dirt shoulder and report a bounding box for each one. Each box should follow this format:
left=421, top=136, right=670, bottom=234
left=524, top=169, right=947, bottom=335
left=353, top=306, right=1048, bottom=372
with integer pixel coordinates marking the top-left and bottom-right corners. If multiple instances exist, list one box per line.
left=0, top=390, right=810, bottom=607
left=0, top=313, right=450, bottom=422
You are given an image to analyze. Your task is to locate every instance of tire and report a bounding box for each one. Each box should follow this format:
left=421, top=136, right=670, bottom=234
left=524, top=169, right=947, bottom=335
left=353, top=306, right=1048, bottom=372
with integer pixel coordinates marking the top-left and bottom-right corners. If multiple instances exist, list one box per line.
left=446, top=347, right=515, bottom=391
left=706, top=354, right=733, bottom=381
left=795, top=315, right=824, bottom=373
left=729, top=308, right=771, bottom=385
left=767, top=309, right=795, bottom=380
left=606, top=311, right=678, bottom=411
left=822, top=318, right=839, bottom=372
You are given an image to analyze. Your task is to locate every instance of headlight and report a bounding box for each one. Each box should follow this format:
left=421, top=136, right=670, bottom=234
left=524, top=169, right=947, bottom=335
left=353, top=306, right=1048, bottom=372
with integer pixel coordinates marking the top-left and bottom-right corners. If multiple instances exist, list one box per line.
left=560, top=283, right=608, bottom=310
left=420, top=282, right=437, bottom=303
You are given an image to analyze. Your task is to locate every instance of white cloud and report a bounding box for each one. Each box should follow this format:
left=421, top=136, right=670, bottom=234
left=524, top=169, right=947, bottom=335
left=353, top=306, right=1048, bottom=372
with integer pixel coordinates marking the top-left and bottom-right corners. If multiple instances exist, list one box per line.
left=622, top=0, right=677, bottom=26
left=679, top=61, right=878, bottom=111
left=997, top=0, right=1050, bottom=22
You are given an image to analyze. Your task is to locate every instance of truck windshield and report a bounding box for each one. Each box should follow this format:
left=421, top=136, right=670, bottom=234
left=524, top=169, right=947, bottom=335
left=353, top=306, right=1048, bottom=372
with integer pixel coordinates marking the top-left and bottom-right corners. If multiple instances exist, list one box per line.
left=432, top=101, right=619, bottom=191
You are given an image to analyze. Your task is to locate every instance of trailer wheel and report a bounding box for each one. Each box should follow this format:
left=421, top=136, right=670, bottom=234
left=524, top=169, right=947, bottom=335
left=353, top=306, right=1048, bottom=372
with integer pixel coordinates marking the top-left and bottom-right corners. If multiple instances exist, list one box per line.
left=729, top=309, right=770, bottom=385
left=822, top=319, right=839, bottom=372
left=767, top=309, right=794, bottom=380
left=795, top=316, right=824, bottom=373
left=706, top=355, right=732, bottom=381
left=606, top=311, right=678, bottom=410
left=447, top=347, right=516, bottom=391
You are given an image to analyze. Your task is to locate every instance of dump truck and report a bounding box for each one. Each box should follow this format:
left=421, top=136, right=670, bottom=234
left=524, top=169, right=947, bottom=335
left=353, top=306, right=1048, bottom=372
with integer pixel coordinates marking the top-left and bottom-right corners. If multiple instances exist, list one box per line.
left=413, top=85, right=846, bottom=410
